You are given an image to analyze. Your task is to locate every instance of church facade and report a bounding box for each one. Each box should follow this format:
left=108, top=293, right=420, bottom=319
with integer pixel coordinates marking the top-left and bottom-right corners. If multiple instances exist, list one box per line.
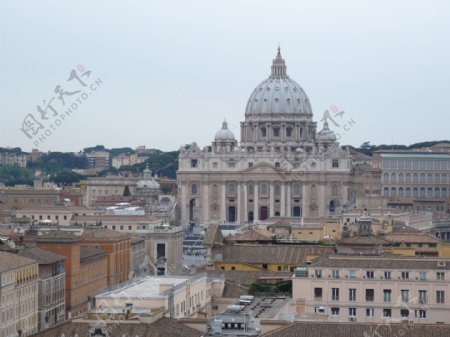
left=177, top=49, right=352, bottom=225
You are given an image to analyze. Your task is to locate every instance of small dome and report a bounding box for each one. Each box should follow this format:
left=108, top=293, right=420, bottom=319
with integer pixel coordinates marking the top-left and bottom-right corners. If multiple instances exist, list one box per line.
left=214, top=120, right=235, bottom=141
left=317, top=121, right=337, bottom=142
left=136, top=179, right=160, bottom=189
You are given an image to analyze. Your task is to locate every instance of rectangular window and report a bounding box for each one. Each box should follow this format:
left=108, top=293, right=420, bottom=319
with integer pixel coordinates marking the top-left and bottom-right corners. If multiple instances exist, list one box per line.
left=401, top=271, right=409, bottom=280
left=437, top=272, right=445, bottom=280
left=383, top=309, right=392, bottom=318
left=248, top=162, right=253, bottom=168
left=190, top=159, right=198, bottom=168
left=315, top=269, right=322, bottom=278
left=437, top=290, right=445, bottom=304
left=400, top=309, right=409, bottom=318
left=366, top=308, right=374, bottom=317
left=366, top=289, right=374, bottom=302
left=273, top=128, right=280, bottom=137
left=401, top=290, right=409, bottom=303
left=418, top=272, right=427, bottom=280
left=314, top=288, right=323, bottom=300
left=383, top=289, right=392, bottom=302
left=331, top=307, right=340, bottom=316
left=332, top=270, right=340, bottom=278
left=332, top=288, right=340, bottom=301
left=348, top=270, right=357, bottom=279
left=349, top=288, right=356, bottom=301
left=286, top=127, right=293, bottom=137
left=332, top=159, right=339, bottom=168
left=384, top=271, right=391, bottom=279
left=366, top=271, right=374, bottom=279
left=120, top=225, right=124, bottom=230
left=228, top=161, right=236, bottom=168
left=419, top=290, right=427, bottom=304
left=348, top=308, right=356, bottom=317
left=212, top=162, right=218, bottom=169
left=417, top=310, right=427, bottom=319
left=261, top=127, right=267, bottom=137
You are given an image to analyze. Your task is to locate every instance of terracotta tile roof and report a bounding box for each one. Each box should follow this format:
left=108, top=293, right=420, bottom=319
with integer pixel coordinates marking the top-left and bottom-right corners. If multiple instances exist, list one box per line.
left=17, top=246, right=66, bottom=264
left=311, top=254, right=450, bottom=271
left=221, top=244, right=334, bottom=265
left=0, top=251, right=37, bottom=272
left=80, top=246, right=107, bottom=262
left=384, top=230, right=442, bottom=244
left=262, top=322, right=450, bottom=337
left=29, top=318, right=203, bottom=337
left=337, top=235, right=390, bottom=246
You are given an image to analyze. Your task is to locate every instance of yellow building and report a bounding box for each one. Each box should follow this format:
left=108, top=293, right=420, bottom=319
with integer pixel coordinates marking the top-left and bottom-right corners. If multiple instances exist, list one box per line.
left=0, top=252, right=39, bottom=337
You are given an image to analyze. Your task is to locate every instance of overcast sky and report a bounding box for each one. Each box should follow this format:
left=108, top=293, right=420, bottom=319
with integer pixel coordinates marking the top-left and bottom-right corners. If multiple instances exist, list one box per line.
left=1, top=0, right=449, bottom=153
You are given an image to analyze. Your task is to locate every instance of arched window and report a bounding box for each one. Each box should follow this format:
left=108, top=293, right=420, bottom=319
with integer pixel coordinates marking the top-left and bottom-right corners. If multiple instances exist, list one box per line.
left=427, top=188, right=433, bottom=198
left=427, top=173, right=433, bottom=183
left=311, top=184, right=317, bottom=197
left=420, top=188, right=426, bottom=198
left=332, top=183, right=339, bottom=197
left=248, top=184, right=254, bottom=197
left=434, top=188, right=441, bottom=198
left=442, top=188, right=448, bottom=198
left=227, top=182, right=236, bottom=196
left=292, top=183, right=301, bottom=197
left=442, top=174, right=448, bottom=184
left=274, top=183, right=281, bottom=197
left=191, top=184, right=197, bottom=195
left=413, top=173, right=419, bottom=183
left=383, top=188, right=389, bottom=197
left=405, top=173, right=411, bottom=183
left=405, top=187, right=411, bottom=197
left=420, top=173, right=426, bottom=184
left=435, top=173, right=440, bottom=184
left=398, top=188, right=404, bottom=197
left=391, top=187, right=397, bottom=197
left=383, top=173, right=389, bottom=184
left=413, top=188, right=419, bottom=197
left=391, top=173, right=397, bottom=184
left=260, top=183, right=268, bottom=197
left=398, top=173, right=404, bottom=184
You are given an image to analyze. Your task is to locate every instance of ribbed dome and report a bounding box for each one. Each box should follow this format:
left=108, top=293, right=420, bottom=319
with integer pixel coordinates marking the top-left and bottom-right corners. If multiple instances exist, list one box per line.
left=214, top=120, right=236, bottom=141
left=245, top=48, right=312, bottom=116
left=317, top=121, right=337, bottom=142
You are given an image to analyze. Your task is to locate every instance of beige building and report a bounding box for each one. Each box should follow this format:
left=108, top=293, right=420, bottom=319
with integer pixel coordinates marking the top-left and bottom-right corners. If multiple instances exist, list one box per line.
left=0, top=251, right=39, bottom=337
left=178, top=49, right=352, bottom=225
left=111, top=153, right=148, bottom=169
left=16, top=206, right=95, bottom=226
left=95, top=273, right=210, bottom=319
left=293, top=254, right=450, bottom=324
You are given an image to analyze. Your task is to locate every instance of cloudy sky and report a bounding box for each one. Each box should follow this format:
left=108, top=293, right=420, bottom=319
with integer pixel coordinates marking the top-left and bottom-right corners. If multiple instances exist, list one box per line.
left=1, top=0, right=449, bottom=153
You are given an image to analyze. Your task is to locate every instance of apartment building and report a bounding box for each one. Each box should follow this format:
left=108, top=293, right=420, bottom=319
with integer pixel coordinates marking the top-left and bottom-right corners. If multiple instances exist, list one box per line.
left=293, top=254, right=450, bottom=324
left=0, top=252, right=39, bottom=337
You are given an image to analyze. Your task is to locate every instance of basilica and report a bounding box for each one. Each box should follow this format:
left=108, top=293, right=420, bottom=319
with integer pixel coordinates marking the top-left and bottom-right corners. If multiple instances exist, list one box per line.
left=177, top=48, right=352, bottom=225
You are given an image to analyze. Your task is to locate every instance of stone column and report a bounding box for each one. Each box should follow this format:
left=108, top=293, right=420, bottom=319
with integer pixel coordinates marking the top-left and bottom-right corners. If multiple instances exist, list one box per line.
left=302, top=184, right=309, bottom=217
left=269, top=183, right=275, bottom=218
left=318, top=183, right=326, bottom=217
left=221, top=183, right=226, bottom=222
left=180, top=182, right=188, bottom=224
left=202, top=182, right=209, bottom=223
left=236, top=182, right=241, bottom=224
left=243, top=183, right=248, bottom=224
left=254, top=184, right=259, bottom=221
left=286, top=183, right=291, bottom=217
left=280, top=183, right=286, bottom=217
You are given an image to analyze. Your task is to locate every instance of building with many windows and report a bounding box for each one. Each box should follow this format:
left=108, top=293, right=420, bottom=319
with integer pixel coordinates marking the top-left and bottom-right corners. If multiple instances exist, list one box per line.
left=178, top=49, right=352, bottom=225
left=0, top=251, right=39, bottom=337
left=373, top=146, right=450, bottom=214
left=293, top=254, right=450, bottom=324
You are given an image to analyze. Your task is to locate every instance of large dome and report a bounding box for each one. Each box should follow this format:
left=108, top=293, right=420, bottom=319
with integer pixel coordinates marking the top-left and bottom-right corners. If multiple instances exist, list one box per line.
left=214, top=120, right=236, bottom=141
left=245, top=48, right=312, bottom=116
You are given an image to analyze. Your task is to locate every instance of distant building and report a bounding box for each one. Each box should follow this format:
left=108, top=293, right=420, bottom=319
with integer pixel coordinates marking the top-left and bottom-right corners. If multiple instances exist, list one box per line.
left=372, top=145, right=450, bottom=214
left=95, top=273, right=210, bottom=319
left=16, top=205, right=95, bottom=226
left=178, top=49, right=352, bottom=225
left=17, top=247, right=66, bottom=332
left=85, top=151, right=110, bottom=169
left=36, top=232, right=108, bottom=319
left=111, top=153, right=148, bottom=169
left=80, top=229, right=131, bottom=286
left=0, top=251, right=39, bottom=337
left=293, top=254, right=450, bottom=324
left=0, top=152, right=28, bottom=167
